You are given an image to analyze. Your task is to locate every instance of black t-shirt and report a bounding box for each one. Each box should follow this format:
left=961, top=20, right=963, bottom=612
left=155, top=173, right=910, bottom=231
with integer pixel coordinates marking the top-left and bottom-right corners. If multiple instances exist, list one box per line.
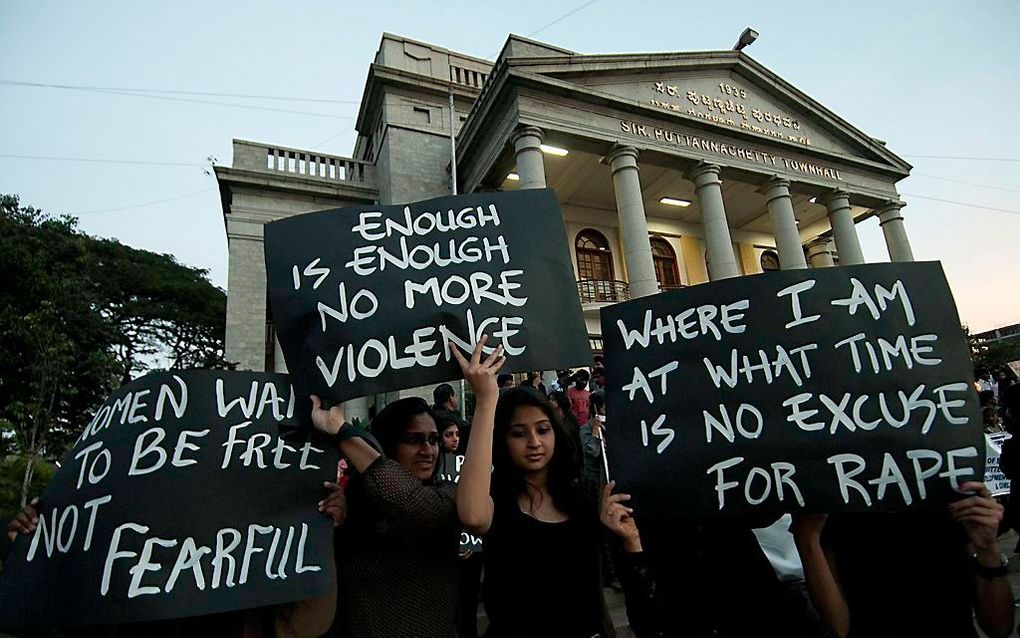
left=822, top=512, right=976, bottom=638
left=482, top=498, right=603, bottom=638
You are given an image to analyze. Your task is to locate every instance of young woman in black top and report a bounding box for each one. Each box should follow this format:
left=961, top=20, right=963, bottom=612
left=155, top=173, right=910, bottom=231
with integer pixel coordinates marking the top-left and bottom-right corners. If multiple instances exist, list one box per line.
left=454, top=337, right=647, bottom=638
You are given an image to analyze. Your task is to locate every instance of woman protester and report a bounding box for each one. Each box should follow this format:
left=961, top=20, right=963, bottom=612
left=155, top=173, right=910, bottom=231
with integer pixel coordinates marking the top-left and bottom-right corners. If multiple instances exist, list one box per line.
left=453, top=337, right=659, bottom=638
left=309, top=393, right=461, bottom=637
left=792, top=481, right=1014, bottom=638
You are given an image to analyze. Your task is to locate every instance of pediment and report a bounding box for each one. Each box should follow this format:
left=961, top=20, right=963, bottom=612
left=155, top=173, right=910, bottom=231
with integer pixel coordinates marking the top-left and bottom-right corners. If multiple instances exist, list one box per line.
left=509, top=52, right=909, bottom=174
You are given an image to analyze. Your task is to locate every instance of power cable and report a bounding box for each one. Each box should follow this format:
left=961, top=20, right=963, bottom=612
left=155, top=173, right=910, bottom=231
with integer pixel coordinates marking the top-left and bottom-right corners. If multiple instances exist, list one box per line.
left=0, top=79, right=361, bottom=103
left=73, top=187, right=217, bottom=215
left=484, top=0, right=600, bottom=59
left=913, top=173, right=1020, bottom=194
left=0, top=153, right=206, bottom=167
left=0, top=81, right=356, bottom=119
left=902, top=155, right=1020, bottom=162
left=899, top=193, right=1020, bottom=215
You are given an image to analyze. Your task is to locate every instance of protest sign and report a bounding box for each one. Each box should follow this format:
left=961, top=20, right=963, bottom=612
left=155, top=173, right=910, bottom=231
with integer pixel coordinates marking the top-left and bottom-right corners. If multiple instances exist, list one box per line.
left=0, top=371, right=339, bottom=628
left=264, top=190, right=591, bottom=405
left=601, top=261, right=983, bottom=517
left=436, top=453, right=483, bottom=553
left=985, top=432, right=1011, bottom=497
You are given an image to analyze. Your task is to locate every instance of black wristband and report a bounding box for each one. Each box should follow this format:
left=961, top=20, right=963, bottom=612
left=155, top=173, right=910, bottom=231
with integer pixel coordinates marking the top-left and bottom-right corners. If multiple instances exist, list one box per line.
left=973, top=554, right=1009, bottom=579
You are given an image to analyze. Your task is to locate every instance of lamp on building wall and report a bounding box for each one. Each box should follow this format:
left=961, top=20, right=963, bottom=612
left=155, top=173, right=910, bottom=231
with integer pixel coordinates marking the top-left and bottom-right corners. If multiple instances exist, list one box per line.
left=732, top=27, right=759, bottom=51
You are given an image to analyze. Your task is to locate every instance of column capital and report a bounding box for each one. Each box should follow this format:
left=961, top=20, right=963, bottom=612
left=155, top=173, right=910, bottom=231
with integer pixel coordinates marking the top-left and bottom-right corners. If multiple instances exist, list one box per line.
left=875, top=200, right=906, bottom=225
left=604, top=144, right=640, bottom=174
left=817, top=189, right=851, bottom=209
left=806, top=236, right=832, bottom=250
left=510, top=126, right=544, bottom=149
left=758, top=176, right=792, bottom=204
left=686, top=162, right=722, bottom=185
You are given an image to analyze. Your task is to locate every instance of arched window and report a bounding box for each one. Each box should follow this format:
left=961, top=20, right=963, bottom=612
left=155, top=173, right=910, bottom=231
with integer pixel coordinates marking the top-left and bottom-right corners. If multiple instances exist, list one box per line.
left=650, top=236, right=681, bottom=290
left=760, top=249, right=781, bottom=272
left=575, top=229, right=614, bottom=281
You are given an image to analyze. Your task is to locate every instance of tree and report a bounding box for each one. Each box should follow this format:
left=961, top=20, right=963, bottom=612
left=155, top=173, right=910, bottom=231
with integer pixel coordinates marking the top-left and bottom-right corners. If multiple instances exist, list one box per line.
left=0, top=194, right=232, bottom=508
left=965, top=324, right=1020, bottom=374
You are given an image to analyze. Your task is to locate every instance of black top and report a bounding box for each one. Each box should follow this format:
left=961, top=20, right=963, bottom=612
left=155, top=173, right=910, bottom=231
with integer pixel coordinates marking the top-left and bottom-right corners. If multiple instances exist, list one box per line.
left=822, top=512, right=976, bottom=638
left=333, top=457, right=460, bottom=638
left=483, top=498, right=603, bottom=638
left=636, top=517, right=815, bottom=637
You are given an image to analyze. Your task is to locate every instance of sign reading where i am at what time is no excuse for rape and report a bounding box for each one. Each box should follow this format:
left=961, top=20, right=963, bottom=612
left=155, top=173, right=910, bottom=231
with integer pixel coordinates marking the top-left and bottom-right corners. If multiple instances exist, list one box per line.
left=264, top=189, right=592, bottom=406
left=601, top=261, right=984, bottom=517
left=0, top=370, right=340, bottom=628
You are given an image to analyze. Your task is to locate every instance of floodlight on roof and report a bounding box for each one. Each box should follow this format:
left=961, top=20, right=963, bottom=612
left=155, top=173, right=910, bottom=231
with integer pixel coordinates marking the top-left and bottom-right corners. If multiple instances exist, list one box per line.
left=733, top=28, right=759, bottom=51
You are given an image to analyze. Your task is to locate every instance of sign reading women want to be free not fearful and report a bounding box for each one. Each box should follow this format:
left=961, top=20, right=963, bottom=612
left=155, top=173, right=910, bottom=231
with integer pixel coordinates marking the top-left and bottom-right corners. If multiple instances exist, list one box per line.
left=264, top=190, right=592, bottom=405
left=0, top=371, right=339, bottom=628
left=601, top=262, right=984, bottom=517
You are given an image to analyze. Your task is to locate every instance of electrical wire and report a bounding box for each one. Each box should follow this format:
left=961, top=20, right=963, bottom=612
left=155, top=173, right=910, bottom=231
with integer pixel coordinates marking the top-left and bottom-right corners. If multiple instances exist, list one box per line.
left=484, top=0, right=600, bottom=59
left=0, top=80, right=356, bottom=119
left=0, top=153, right=206, bottom=167
left=899, top=193, right=1020, bottom=215
left=912, top=173, right=1020, bottom=194
left=0, top=79, right=360, bottom=103
left=73, top=187, right=217, bottom=215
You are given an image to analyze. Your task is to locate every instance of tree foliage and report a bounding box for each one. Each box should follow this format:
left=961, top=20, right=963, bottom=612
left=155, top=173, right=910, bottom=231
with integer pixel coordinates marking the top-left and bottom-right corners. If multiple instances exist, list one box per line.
left=965, top=324, right=1020, bottom=374
left=0, top=194, right=231, bottom=509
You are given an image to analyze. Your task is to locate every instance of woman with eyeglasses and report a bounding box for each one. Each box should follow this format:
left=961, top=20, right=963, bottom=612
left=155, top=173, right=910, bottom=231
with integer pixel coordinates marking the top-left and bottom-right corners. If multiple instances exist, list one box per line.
left=309, top=343, right=503, bottom=638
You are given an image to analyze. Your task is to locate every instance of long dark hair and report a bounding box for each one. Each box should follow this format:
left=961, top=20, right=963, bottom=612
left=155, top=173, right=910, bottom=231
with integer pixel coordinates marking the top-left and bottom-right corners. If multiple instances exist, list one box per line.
left=491, top=387, right=585, bottom=516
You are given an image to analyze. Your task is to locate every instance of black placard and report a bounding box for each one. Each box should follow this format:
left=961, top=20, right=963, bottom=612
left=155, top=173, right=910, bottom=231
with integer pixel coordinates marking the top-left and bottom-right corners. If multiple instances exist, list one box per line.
left=601, top=262, right=983, bottom=517
left=0, top=371, right=339, bottom=628
left=436, top=453, right=483, bottom=553
left=264, top=190, right=591, bottom=404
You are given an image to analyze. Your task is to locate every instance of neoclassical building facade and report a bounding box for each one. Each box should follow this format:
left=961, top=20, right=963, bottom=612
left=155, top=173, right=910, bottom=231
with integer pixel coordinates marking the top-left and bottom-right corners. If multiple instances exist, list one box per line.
left=214, top=33, right=915, bottom=414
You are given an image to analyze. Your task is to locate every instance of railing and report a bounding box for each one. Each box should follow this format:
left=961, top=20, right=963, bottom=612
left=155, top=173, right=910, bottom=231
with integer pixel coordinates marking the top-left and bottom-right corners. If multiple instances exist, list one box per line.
left=450, top=64, right=487, bottom=89
left=230, top=139, right=374, bottom=186
left=577, top=280, right=631, bottom=304
left=658, top=284, right=687, bottom=292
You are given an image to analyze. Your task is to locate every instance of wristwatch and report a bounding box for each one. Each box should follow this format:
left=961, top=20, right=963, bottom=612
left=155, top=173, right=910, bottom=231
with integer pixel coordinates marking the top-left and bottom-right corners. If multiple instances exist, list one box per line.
left=973, top=553, right=1009, bottom=579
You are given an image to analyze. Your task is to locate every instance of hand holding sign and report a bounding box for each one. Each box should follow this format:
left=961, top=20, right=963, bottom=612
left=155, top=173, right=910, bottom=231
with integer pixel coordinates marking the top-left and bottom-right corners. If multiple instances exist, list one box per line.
left=450, top=335, right=506, bottom=402
left=5, top=498, right=39, bottom=544
left=948, top=481, right=1003, bottom=554
left=264, top=190, right=591, bottom=406
left=602, top=262, right=984, bottom=517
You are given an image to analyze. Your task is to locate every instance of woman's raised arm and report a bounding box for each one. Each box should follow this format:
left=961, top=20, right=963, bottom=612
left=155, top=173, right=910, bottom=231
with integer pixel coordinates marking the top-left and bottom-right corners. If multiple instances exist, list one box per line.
left=452, top=336, right=504, bottom=536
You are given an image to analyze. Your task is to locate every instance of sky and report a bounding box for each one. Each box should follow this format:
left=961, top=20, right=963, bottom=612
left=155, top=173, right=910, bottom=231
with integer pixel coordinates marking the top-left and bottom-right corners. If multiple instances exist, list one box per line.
left=1, top=0, right=1018, bottom=333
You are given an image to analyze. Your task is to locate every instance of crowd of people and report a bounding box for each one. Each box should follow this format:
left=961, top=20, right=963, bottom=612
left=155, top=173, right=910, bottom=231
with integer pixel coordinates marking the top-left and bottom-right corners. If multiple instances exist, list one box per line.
left=2, top=343, right=1016, bottom=637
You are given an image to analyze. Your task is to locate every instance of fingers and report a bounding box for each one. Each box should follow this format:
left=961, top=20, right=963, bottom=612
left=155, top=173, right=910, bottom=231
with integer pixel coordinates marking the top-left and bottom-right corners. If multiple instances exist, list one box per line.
left=450, top=342, right=468, bottom=369
left=323, top=481, right=341, bottom=490
left=950, top=503, right=1003, bottom=520
left=953, top=514, right=1001, bottom=530
left=481, top=344, right=504, bottom=368
left=471, top=335, right=489, bottom=365
left=959, top=481, right=991, bottom=497
left=310, top=395, right=322, bottom=410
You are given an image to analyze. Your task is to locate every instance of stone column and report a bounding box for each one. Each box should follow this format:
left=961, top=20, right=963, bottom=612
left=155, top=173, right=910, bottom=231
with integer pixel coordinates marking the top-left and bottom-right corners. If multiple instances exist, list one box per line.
left=818, top=190, right=865, bottom=266
left=806, top=238, right=835, bottom=268
left=759, top=177, right=807, bottom=270
left=511, top=126, right=547, bottom=190
left=605, top=145, right=659, bottom=298
left=875, top=200, right=914, bottom=262
left=688, top=163, right=740, bottom=280
left=273, top=338, right=288, bottom=373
